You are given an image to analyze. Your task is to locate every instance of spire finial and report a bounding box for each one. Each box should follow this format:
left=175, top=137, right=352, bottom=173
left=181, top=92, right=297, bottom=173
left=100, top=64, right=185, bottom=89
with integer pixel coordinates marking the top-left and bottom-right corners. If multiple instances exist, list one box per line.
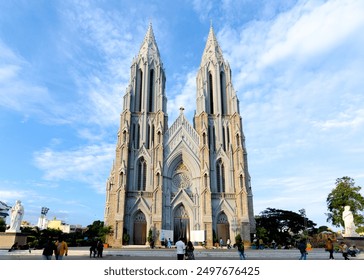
left=179, top=106, right=185, bottom=114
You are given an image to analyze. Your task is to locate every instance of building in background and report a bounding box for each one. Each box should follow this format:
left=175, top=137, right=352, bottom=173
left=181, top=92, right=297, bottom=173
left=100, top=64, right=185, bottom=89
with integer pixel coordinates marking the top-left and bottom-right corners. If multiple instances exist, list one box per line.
left=104, top=24, right=255, bottom=247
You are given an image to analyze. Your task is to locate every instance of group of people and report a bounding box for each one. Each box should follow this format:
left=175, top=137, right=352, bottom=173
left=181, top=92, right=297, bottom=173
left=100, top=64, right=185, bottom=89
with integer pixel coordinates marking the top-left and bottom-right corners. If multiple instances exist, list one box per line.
left=42, top=236, right=68, bottom=260
left=175, top=237, right=246, bottom=260
left=175, top=237, right=195, bottom=260
left=89, top=240, right=104, bottom=258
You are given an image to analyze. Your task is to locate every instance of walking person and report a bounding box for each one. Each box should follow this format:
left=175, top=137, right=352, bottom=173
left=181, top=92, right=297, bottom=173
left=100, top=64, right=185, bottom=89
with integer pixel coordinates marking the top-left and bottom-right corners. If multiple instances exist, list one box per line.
left=226, top=238, right=231, bottom=249
left=55, top=236, right=68, bottom=260
left=97, top=240, right=104, bottom=258
left=42, top=238, right=56, bottom=260
left=90, top=240, right=97, bottom=258
left=185, top=241, right=195, bottom=260
left=325, top=238, right=334, bottom=259
left=167, top=238, right=172, bottom=248
left=175, top=237, right=186, bottom=260
left=298, top=239, right=307, bottom=260
left=236, top=238, right=246, bottom=260
left=340, top=242, right=349, bottom=260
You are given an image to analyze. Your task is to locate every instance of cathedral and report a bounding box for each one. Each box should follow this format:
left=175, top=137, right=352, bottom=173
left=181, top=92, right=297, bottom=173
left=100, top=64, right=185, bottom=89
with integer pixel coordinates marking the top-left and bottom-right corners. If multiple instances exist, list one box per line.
left=104, top=24, right=255, bottom=247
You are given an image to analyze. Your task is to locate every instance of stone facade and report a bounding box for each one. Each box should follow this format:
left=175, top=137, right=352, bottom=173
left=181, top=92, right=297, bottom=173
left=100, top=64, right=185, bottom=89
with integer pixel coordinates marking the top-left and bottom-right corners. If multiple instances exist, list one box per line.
left=104, top=24, right=255, bottom=248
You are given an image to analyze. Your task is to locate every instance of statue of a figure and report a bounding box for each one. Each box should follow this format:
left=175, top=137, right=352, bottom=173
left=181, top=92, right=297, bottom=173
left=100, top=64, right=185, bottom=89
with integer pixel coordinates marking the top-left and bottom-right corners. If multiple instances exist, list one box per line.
left=342, top=205, right=359, bottom=237
left=7, top=200, right=24, bottom=233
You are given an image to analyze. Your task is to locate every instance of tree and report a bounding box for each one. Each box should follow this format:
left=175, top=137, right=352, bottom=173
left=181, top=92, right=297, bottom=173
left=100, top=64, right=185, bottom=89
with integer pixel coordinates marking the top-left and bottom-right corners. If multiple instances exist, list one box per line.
left=85, top=220, right=111, bottom=243
left=255, top=208, right=317, bottom=246
left=0, top=218, right=6, bottom=232
left=326, top=176, right=364, bottom=228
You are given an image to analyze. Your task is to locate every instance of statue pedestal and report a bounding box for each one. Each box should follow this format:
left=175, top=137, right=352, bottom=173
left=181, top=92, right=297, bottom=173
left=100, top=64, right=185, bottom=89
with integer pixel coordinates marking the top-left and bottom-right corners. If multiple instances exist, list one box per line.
left=0, top=232, right=27, bottom=250
left=337, top=236, right=364, bottom=250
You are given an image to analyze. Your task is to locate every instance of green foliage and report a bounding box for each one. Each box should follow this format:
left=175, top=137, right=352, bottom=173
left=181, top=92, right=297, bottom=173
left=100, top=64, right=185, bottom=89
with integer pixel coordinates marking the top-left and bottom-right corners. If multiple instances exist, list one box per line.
left=326, top=176, right=364, bottom=227
left=0, top=218, right=6, bottom=232
left=123, top=233, right=130, bottom=244
left=85, top=220, right=111, bottom=243
left=235, top=234, right=242, bottom=243
left=147, top=228, right=153, bottom=243
left=255, top=208, right=317, bottom=245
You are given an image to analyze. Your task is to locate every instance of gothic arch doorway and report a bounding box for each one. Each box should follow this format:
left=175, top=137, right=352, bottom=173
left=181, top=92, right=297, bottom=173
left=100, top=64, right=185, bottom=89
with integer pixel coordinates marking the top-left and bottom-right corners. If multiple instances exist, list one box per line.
left=173, top=204, right=190, bottom=243
left=133, top=211, right=147, bottom=245
left=216, top=212, right=230, bottom=245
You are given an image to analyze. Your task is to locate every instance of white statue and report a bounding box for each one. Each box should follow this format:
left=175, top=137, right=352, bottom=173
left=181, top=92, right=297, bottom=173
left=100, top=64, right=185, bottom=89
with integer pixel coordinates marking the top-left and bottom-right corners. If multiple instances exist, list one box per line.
left=342, top=205, right=359, bottom=237
left=7, top=200, right=24, bottom=233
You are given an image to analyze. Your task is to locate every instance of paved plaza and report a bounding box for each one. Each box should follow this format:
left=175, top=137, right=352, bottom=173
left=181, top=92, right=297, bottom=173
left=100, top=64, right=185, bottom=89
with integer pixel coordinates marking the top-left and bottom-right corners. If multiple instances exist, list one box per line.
left=0, top=246, right=363, bottom=260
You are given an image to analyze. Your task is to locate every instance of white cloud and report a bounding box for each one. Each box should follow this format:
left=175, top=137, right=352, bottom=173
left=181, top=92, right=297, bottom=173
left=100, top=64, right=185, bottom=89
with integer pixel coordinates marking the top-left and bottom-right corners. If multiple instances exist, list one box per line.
left=259, top=0, right=364, bottom=67
left=33, top=143, right=115, bottom=193
left=167, top=70, right=197, bottom=124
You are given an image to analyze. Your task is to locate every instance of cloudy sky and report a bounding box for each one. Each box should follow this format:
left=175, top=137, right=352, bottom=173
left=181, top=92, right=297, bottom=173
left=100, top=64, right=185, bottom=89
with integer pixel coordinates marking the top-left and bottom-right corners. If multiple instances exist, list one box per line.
left=0, top=0, right=363, bottom=229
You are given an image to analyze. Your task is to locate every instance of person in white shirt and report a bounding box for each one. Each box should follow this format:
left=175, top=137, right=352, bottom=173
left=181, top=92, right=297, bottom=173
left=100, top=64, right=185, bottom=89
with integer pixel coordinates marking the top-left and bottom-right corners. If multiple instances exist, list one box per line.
left=175, top=237, right=186, bottom=260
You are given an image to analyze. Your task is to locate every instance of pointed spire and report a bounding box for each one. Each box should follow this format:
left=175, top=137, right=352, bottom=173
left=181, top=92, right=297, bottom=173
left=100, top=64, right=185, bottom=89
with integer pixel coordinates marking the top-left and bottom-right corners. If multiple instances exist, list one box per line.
left=200, top=25, right=224, bottom=66
left=139, top=22, right=160, bottom=59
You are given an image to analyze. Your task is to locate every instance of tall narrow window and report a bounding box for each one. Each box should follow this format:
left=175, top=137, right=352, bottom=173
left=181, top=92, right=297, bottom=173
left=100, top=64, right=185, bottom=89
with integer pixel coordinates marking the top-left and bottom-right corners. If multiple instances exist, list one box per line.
left=117, top=190, right=121, bottom=213
left=240, top=174, right=243, bottom=190
left=222, top=126, right=226, bottom=151
left=136, top=124, right=140, bottom=149
left=137, top=157, right=147, bottom=191
left=236, top=134, right=240, bottom=147
left=209, top=73, right=214, bottom=114
left=149, top=69, right=154, bottom=112
left=216, top=159, right=225, bottom=192
left=220, top=71, right=226, bottom=115
left=213, top=125, right=216, bottom=151
left=151, top=125, right=155, bottom=147
left=146, top=124, right=150, bottom=149
left=136, top=69, right=143, bottom=112
left=131, top=124, right=135, bottom=146
left=227, top=126, right=230, bottom=147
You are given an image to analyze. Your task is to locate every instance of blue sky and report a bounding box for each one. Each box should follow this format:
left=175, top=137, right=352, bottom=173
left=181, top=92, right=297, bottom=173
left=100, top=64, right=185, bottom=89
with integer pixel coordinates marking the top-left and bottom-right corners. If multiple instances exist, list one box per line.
left=0, top=0, right=363, bottom=229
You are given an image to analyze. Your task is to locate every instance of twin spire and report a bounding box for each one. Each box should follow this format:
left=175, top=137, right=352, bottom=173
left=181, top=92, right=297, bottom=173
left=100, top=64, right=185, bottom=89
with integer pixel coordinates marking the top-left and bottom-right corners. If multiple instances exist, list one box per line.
left=139, top=23, right=224, bottom=66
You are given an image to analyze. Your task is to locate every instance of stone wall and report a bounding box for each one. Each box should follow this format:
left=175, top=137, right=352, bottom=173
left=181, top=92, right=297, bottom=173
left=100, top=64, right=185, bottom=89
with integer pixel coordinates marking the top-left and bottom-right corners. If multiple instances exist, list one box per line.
left=0, top=233, right=27, bottom=250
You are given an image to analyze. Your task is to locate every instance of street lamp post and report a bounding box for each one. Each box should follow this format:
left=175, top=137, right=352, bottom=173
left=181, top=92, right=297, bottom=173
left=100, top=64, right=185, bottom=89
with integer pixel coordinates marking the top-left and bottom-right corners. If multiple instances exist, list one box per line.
left=38, top=207, right=49, bottom=230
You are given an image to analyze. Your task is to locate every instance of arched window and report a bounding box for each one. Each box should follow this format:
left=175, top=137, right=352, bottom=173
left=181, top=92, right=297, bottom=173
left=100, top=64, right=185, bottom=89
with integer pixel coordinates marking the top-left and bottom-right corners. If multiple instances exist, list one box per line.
left=240, top=174, right=243, bottom=190
left=216, top=159, right=225, bottom=192
left=137, top=157, right=147, bottom=191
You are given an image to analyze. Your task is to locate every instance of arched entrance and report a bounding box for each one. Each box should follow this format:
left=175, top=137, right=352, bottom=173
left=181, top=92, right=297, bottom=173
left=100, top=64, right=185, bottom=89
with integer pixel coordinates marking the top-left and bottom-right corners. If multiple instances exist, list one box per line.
left=133, top=211, right=147, bottom=245
left=173, top=204, right=190, bottom=242
left=216, top=212, right=230, bottom=245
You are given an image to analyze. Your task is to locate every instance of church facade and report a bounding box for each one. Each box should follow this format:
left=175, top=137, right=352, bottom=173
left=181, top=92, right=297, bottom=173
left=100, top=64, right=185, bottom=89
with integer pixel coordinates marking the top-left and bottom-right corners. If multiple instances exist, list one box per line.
left=104, top=24, right=255, bottom=247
